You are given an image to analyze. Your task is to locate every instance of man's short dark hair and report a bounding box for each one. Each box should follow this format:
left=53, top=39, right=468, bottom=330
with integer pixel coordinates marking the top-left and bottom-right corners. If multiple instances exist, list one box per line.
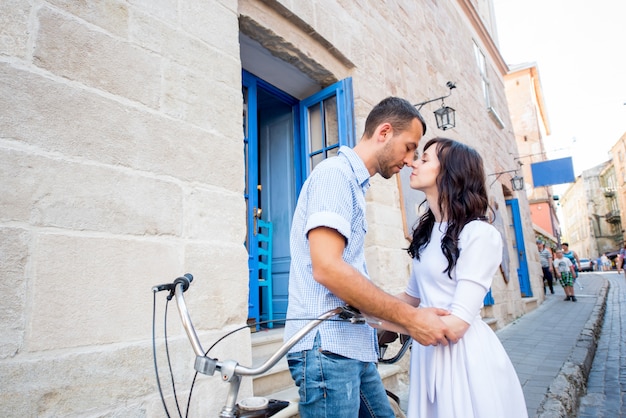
left=562, top=242, right=569, bottom=246
left=364, top=96, right=427, bottom=137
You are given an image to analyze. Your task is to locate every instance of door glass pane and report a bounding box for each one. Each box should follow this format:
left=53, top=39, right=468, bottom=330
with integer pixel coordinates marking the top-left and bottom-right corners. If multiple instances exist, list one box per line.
left=323, top=96, right=338, bottom=146
left=308, top=104, right=323, bottom=152
left=311, top=152, right=324, bottom=170
left=300, top=77, right=354, bottom=176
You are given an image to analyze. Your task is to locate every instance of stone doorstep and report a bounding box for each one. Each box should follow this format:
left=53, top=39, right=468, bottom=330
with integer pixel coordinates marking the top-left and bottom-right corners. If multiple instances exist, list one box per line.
left=250, top=327, right=294, bottom=398
left=523, top=296, right=540, bottom=313
left=250, top=327, right=285, bottom=364
left=252, top=357, right=294, bottom=397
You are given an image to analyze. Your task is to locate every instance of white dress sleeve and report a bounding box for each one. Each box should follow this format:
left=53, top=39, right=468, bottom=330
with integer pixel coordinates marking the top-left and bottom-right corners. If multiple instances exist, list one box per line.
left=449, top=221, right=502, bottom=324
left=406, top=262, right=420, bottom=299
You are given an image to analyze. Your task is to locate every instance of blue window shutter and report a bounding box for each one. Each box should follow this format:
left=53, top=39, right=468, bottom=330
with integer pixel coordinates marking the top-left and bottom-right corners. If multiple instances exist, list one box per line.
left=483, top=289, right=494, bottom=306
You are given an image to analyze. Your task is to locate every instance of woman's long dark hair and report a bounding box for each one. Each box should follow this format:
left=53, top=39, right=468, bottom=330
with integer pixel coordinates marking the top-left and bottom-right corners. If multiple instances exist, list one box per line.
left=407, top=138, right=491, bottom=278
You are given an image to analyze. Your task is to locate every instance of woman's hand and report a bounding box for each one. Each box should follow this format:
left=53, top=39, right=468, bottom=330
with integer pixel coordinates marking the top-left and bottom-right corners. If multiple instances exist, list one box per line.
left=440, top=314, right=470, bottom=340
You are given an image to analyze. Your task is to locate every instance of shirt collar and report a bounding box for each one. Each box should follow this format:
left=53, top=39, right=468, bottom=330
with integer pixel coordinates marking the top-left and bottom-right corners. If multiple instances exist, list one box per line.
left=338, top=146, right=370, bottom=192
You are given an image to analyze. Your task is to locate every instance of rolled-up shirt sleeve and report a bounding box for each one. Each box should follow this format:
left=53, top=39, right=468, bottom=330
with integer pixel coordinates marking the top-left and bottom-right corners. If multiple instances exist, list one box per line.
left=303, top=167, right=356, bottom=242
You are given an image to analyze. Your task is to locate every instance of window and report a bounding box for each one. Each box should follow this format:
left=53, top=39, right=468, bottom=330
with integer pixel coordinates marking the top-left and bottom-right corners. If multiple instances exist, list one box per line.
left=299, top=78, right=355, bottom=175
left=474, top=41, right=504, bottom=128
left=474, top=42, right=491, bottom=108
left=306, top=96, right=340, bottom=169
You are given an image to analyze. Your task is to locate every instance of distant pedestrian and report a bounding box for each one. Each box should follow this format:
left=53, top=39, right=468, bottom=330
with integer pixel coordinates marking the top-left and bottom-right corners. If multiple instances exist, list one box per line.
left=537, top=240, right=555, bottom=294
left=561, top=243, right=580, bottom=278
left=618, top=244, right=626, bottom=274
left=601, top=253, right=610, bottom=271
left=554, top=249, right=577, bottom=301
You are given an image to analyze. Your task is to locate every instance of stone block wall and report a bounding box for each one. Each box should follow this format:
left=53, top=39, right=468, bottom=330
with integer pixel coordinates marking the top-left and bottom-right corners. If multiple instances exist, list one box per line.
left=1, top=0, right=249, bottom=416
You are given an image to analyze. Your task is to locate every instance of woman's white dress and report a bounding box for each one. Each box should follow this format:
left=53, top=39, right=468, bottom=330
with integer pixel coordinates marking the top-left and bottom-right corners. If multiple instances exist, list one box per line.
left=405, top=221, right=528, bottom=418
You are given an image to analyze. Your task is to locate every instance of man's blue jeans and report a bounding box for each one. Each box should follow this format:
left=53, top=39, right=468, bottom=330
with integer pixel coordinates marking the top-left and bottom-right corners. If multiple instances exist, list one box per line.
left=286, top=333, right=395, bottom=418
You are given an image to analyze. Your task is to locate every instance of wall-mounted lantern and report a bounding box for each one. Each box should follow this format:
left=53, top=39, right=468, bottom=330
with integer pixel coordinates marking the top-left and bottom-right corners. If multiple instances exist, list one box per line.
left=414, top=81, right=457, bottom=131
left=489, top=168, right=525, bottom=191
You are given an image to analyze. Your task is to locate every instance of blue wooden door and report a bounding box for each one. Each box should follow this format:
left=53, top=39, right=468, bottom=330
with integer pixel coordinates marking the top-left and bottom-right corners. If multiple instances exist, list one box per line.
left=258, top=91, right=296, bottom=323
left=243, top=72, right=298, bottom=326
left=244, top=72, right=354, bottom=327
left=506, top=198, right=532, bottom=297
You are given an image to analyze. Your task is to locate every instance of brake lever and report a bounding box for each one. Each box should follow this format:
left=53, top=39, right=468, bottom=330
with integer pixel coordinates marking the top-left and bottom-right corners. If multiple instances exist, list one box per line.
left=338, top=305, right=367, bottom=324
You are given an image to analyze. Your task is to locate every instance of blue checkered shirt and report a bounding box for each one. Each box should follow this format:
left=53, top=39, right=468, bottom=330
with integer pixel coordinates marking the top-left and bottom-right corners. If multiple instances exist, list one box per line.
left=284, top=146, right=379, bottom=362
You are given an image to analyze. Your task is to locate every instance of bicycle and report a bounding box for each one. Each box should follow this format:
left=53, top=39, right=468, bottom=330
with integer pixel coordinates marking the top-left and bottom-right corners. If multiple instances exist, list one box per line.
left=152, top=274, right=411, bottom=418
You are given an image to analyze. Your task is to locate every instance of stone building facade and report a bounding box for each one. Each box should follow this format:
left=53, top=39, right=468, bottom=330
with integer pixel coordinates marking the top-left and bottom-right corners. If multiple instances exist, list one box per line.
left=559, top=130, right=626, bottom=262
left=504, top=63, right=560, bottom=245
left=610, top=132, right=626, bottom=244
left=1, top=0, right=542, bottom=415
left=560, top=161, right=620, bottom=260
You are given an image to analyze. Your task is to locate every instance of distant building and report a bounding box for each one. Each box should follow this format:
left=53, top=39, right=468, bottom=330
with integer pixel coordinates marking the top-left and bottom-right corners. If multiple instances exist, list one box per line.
left=560, top=161, right=622, bottom=259
left=610, top=132, right=626, bottom=243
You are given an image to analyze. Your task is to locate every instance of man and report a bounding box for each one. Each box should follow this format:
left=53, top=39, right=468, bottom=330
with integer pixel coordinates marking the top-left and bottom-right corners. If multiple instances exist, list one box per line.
left=553, top=249, right=577, bottom=301
left=537, top=240, right=555, bottom=294
left=561, top=242, right=581, bottom=278
left=284, top=97, right=456, bottom=418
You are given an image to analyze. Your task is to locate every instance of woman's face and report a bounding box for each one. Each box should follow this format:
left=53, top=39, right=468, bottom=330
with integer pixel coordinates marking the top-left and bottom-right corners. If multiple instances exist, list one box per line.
left=409, top=144, right=441, bottom=195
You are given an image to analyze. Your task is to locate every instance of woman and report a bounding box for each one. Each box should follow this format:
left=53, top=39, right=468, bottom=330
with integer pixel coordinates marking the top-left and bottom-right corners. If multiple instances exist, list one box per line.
left=401, top=138, right=527, bottom=417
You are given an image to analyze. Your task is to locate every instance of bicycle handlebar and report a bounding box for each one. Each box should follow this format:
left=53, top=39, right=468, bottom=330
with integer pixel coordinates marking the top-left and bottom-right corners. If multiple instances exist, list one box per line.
left=153, top=273, right=193, bottom=293
left=168, top=277, right=362, bottom=380
left=172, top=279, right=206, bottom=358
left=234, top=307, right=343, bottom=376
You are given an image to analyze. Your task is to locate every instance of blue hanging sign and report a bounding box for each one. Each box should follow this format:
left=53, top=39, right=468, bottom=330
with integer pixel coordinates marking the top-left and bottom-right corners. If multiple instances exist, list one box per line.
left=530, top=157, right=575, bottom=187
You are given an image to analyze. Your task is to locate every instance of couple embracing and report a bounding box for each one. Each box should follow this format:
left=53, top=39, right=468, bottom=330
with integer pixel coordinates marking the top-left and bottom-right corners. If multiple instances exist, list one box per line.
left=284, top=97, right=527, bottom=418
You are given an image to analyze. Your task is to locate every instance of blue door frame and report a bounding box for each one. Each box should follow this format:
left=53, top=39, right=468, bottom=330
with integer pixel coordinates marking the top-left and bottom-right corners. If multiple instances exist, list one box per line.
left=506, top=198, right=532, bottom=297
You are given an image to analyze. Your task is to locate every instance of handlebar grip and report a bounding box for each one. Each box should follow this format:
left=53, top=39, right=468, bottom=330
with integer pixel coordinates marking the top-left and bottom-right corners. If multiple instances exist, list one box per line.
left=152, top=273, right=194, bottom=293
left=173, top=273, right=193, bottom=291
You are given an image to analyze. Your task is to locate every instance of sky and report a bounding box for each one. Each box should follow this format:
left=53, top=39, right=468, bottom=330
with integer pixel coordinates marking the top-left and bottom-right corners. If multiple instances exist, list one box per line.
left=492, top=0, right=626, bottom=178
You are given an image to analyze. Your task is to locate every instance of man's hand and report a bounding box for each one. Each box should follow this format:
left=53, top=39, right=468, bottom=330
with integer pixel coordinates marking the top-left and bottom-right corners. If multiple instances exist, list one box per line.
left=406, top=307, right=458, bottom=346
